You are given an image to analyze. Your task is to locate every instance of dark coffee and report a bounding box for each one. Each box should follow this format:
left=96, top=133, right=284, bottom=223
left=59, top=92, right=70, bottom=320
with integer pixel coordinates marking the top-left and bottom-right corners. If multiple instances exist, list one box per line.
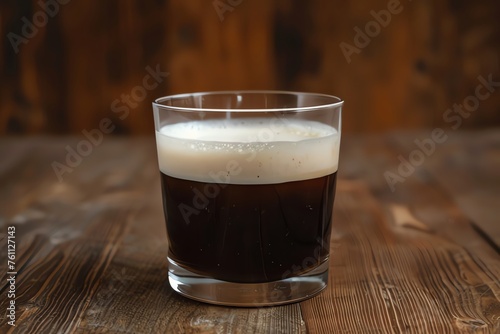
left=161, top=172, right=337, bottom=283
left=155, top=118, right=340, bottom=283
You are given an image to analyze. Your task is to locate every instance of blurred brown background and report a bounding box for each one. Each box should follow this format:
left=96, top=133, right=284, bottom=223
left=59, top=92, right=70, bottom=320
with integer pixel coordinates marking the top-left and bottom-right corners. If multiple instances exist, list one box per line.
left=0, top=0, right=499, bottom=135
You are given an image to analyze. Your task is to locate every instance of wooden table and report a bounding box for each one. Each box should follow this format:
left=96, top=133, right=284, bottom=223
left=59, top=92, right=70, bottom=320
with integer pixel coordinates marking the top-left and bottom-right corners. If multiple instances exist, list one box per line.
left=1, top=130, right=499, bottom=333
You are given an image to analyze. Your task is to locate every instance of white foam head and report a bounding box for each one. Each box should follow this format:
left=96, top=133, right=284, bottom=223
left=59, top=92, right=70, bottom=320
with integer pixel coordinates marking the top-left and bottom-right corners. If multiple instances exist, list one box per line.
left=155, top=118, right=340, bottom=184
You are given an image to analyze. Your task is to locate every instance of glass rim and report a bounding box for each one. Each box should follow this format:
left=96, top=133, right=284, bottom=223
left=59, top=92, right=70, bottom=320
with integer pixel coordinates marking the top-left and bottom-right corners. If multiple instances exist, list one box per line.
left=153, top=90, right=343, bottom=113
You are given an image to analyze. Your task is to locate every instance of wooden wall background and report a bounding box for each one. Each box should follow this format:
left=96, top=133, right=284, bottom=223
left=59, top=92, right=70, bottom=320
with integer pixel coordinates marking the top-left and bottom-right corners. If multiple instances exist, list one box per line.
left=0, top=0, right=499, bottom=135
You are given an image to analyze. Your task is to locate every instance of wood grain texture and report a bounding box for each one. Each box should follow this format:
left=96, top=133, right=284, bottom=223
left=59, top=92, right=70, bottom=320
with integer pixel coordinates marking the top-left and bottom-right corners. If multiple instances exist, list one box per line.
left=389, top=129, right=500, bottom=248
left=0, top=138, right=306, bottom=334
left=0, top=131, right=499, bottom=333
left=1, top=0, right=499, bottom=135
left=300, top=132, right=500, bottom=333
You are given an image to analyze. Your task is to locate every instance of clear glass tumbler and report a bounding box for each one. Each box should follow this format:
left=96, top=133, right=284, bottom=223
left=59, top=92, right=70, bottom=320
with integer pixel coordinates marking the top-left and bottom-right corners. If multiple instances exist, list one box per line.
left=153, top=91, right=343, bottom=306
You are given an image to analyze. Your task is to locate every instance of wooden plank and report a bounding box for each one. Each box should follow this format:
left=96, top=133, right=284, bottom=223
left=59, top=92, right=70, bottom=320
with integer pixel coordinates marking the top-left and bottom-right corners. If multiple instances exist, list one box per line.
left=1, top=134, right=498, bottom=333
left=389, top=129, right=500, bottom=247
left=300, top=133, right=500, bottom=333
left=0, top=138, right=148, bottom=333
left=0, top=138, right=306, bottom=333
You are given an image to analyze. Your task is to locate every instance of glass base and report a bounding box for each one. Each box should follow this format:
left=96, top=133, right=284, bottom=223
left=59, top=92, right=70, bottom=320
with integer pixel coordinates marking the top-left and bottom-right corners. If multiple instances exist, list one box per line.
left=167, top=257, right=329, bottom=306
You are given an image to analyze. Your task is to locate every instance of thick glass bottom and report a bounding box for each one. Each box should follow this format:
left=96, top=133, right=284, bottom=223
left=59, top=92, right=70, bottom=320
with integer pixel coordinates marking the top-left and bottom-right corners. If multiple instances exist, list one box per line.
left=167, top=257, right=329, bottom=307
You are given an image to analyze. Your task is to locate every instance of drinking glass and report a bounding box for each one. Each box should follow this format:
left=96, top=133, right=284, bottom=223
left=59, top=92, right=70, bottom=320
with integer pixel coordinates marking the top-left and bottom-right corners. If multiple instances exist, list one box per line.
left=153, top=91, right=343, bottom=306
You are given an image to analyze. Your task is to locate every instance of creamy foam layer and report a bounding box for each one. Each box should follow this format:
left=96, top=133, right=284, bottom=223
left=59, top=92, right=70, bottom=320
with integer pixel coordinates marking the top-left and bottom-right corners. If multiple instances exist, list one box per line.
left=156, top=118, right=340, bottom=184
